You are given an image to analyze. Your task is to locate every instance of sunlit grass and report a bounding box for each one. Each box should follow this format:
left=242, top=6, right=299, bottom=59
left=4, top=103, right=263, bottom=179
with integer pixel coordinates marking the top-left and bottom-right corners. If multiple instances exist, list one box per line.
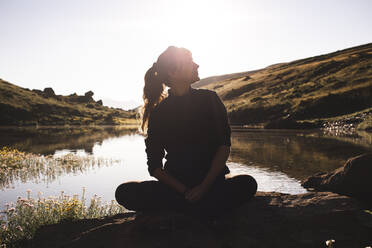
left=0, top=188, right=126, bottom=247
left=0, top=147, right=117, bottom=189
left=201, top=44, right=372, bottom=126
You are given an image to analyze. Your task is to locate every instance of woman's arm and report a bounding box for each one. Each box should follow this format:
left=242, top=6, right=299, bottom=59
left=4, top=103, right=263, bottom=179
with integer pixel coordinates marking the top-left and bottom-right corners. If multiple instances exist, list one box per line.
left=185, top=145, right=230, bottom=202
left=153, top=168, right=189, bottom=194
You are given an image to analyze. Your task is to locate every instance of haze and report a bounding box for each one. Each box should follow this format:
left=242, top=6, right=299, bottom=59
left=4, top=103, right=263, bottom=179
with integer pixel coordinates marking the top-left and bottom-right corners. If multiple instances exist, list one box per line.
left=1, top=0, right=371, bottom=109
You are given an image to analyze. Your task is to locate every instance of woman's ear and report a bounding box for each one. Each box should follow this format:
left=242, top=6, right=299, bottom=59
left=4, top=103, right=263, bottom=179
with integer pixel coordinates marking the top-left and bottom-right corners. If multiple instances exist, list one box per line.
left=167, top=70, right=177, bottom=80
left=167, top=64, right=182, bottom=81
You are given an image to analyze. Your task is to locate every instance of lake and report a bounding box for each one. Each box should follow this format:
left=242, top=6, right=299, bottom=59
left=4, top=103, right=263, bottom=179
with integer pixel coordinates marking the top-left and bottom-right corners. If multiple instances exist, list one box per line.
left=1, top=126, right=371, bottom=210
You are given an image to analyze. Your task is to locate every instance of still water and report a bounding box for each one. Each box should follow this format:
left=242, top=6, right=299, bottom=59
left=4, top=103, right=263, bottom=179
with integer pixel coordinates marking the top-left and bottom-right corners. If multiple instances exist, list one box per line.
left=1, top=126, right=371, bottom=209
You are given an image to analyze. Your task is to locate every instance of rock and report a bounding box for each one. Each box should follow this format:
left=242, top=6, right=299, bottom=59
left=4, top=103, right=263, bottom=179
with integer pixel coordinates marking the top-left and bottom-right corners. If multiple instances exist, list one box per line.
left=32, top=89, right=44, bottom=95
left=103, top=114, right=115, bottom=124
left=28, top=192, right=372, bottom=248
left=84, top=91, right=94, bottom=97
left=67, top=94, right=94, bottom=104
left=302, top=153, right=372, bottom=204
left=96, top=100, right=103, bottom=106
left=43, top=87, right=55, bottom=97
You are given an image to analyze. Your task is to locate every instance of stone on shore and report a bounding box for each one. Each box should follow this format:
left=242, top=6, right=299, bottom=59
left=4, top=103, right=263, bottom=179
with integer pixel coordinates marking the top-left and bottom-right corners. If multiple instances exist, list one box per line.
left=27, top=191, right=372, bottom=248
left=302, top=153, right=372, bottom=204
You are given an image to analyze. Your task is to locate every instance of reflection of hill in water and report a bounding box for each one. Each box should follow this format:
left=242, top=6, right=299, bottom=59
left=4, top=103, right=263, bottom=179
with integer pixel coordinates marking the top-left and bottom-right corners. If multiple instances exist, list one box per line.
left=229, top=129, right=372, bottom=180
left=0, top=126, right=138, bottom=155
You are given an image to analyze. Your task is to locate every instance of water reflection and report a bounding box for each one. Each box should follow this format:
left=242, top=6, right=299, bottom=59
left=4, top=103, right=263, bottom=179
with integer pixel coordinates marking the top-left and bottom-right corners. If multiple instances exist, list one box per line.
left=0, top=127, right=371, bottom=210
left=230, top=129, right=372, bottom=180
left=0, top=126, right=137, bottom=154
left=0, top=152, right=117, bottom=190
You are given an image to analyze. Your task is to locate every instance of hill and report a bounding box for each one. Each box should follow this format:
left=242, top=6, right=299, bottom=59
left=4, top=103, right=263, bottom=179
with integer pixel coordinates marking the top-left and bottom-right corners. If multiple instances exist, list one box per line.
left=0, top=79, right=138, bottom=126
left=192, top=70, right=261, bottom=88
left=198, top=43, right=372, bottom=130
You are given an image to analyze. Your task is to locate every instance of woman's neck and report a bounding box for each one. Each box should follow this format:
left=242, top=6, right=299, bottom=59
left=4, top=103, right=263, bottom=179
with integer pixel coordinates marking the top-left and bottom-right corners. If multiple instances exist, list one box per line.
left=169, top=85, right=191, bottom=96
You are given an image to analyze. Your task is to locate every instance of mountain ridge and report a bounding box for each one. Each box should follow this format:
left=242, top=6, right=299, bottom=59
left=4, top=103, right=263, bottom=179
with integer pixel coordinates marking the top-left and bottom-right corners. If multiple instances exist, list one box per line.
left=196, top=42, right=372, bottom=130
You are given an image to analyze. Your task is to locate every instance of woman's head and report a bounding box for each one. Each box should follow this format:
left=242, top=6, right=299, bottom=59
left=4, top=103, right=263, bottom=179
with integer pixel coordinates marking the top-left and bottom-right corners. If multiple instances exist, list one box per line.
left=141, top=46, right=199, bottom=132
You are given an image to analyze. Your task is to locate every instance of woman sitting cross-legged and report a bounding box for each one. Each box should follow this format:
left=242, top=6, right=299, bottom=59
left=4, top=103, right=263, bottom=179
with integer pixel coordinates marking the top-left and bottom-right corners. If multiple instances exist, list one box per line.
left=115, top=46, right=257, bottom=219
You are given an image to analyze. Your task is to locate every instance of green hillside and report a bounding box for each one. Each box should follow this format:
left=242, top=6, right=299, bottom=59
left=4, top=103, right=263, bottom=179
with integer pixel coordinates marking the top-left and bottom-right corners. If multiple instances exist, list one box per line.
left=0, top=79, right=138, bottom=126
left=200, top=43, right=372, bottom=130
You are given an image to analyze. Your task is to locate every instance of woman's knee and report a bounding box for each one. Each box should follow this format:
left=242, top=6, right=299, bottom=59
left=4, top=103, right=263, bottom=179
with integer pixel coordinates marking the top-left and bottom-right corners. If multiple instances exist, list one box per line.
left=115, top=182, right=138, bottom=210
left=229, top=174, right=258, bottom=198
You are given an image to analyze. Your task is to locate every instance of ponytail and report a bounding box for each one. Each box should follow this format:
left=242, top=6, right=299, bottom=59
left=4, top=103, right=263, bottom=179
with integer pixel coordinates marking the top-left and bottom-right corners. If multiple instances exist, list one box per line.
left=141, top=63, right=167, bottom=133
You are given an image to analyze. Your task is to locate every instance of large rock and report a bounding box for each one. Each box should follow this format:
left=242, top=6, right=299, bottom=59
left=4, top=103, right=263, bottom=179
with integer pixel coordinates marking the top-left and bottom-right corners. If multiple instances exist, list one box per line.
left=302, top=153, right=372, bottom=204
left=43, top=87, right=55, bottom=97
left=27, top=192, right=372, bottom=248
left=84, top=91, right=94, bottom=97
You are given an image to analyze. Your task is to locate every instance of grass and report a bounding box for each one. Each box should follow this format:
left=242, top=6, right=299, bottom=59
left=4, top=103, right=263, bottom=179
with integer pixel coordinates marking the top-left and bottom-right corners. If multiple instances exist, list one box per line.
left=0, top=147, right=126, bottom=247
left=199, top=43, right=372, bottom=127
left=0, top=147, right=117, bottom=189
left=0, top=188, right=126, bottom=247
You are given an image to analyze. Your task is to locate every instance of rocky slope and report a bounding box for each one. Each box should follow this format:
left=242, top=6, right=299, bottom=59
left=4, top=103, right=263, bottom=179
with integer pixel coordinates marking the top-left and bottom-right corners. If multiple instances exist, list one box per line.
left=0, top=79, right=138, bottom=126
left=26, top=191, right=372, bottom=248
left=195, top=43, right=372, bottom=130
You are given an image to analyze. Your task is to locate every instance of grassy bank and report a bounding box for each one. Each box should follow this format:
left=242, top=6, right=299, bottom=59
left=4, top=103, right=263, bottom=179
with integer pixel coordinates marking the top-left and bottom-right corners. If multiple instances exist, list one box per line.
left=0, top=147, right=126, bottom=247
left=0, top=189, right=126, bottom=247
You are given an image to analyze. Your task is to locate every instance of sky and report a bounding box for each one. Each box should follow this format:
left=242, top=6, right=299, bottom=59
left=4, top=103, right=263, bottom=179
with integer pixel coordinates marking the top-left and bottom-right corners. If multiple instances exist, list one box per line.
left=1, top=0, right=371, bottom=109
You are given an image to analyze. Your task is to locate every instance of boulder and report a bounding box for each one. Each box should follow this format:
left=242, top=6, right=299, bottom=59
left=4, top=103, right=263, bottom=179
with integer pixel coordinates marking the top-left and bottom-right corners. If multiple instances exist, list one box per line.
left=96, top=100, right=103, bottom=106
left=43, top=87, right=55, bottom=97
left=84, top=91, right=94, bottom=97
left=302, top=153, right=372, bottom=204
left=28, top=192, right=372, bottom=248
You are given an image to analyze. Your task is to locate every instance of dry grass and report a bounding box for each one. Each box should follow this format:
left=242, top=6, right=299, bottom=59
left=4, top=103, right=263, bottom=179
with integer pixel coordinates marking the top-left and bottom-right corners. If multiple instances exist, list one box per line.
left=201, top=43, right=372, bottom=126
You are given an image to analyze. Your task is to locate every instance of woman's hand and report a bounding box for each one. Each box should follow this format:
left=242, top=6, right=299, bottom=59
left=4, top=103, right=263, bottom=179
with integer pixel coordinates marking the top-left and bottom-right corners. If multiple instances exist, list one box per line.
left=185, top=184, right=209, bottom=203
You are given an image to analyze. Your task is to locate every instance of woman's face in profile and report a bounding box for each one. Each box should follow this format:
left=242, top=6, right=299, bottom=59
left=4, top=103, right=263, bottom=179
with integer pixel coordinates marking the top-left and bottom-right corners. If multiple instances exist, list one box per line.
left=168, top=53, right=200, bottom=86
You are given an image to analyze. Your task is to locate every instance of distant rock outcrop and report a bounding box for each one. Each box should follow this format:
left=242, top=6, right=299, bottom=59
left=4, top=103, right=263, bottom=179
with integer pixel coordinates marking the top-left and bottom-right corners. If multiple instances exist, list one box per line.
left=66, top=91, right=95, bottom=104
left=43, top=87, right=55, bottom=97
left=28, top=191, right=372, bottom=248
left=302, top=153, right=372, bottom=204
left=84, top=91, right=94, bottom=98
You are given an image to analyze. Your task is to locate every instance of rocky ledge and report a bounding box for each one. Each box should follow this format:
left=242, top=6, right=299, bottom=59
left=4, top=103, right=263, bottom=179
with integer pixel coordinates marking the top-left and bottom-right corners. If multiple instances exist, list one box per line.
left=27, top=191, right=372, bottom=248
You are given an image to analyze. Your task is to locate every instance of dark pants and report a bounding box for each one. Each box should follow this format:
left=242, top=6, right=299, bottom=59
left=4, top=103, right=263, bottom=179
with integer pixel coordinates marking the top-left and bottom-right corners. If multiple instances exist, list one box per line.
left=115, top=175, right=257, bottom=218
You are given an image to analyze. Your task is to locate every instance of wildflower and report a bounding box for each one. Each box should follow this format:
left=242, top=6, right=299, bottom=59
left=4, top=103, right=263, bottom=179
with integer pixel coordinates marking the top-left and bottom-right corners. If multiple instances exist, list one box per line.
left=16, top=226, right=23, bottom=232
left=24, top=203, right=34, bottom=208
left=8, top=207, right=15, bottom=212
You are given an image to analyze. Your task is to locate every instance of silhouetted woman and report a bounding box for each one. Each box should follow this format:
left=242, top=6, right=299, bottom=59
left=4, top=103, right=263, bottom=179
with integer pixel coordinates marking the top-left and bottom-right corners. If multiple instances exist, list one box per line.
left=115, top=46, right=257, bottom=218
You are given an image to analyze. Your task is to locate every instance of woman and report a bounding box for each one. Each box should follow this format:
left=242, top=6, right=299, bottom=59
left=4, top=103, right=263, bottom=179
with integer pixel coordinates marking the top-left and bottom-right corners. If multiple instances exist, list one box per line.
left=115, top=46, right=257, bottom=218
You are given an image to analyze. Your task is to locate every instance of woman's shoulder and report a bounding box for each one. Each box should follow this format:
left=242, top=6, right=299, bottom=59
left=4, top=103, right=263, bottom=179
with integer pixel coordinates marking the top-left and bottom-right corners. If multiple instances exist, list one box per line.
left=191, top=88, right=218, bottom=98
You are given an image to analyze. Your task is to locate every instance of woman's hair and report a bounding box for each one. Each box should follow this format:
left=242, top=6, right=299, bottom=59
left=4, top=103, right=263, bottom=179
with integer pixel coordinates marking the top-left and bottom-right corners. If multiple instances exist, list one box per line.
left=141, top=46, right=191, bottom=133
